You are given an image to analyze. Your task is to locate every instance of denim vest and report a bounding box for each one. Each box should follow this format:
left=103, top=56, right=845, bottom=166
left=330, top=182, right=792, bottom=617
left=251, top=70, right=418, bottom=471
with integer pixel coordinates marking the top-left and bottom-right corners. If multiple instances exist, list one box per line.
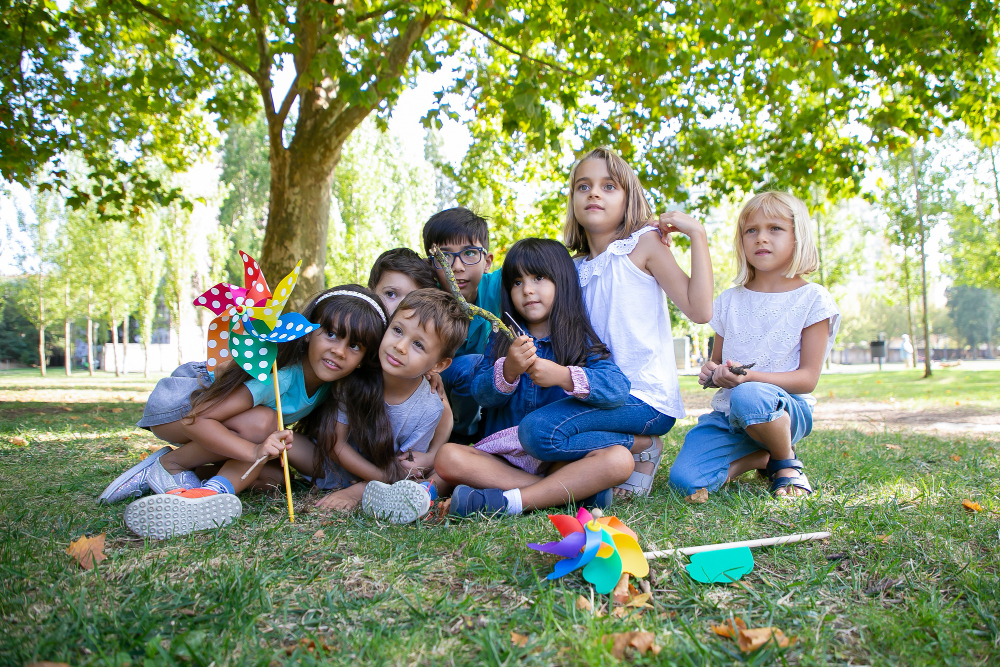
left=471, top=333, right=631, bottom=438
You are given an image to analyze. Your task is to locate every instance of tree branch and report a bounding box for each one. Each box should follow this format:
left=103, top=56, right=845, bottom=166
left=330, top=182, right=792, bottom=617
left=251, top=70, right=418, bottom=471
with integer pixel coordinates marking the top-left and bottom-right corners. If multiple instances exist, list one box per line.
left=127, top=0, right=260, bottom=83
left=245, top=0, right=277, bottom=119
left=443, top=15, right=574, bottom=75
left=356, top=1, right=408, bottom=23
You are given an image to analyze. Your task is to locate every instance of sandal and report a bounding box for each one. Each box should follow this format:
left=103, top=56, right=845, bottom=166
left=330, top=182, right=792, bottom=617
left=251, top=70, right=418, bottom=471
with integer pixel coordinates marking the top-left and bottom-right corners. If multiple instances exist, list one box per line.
left=765, top=457, right=813, bottom=497
left=615, top=436, right=664, bottom=497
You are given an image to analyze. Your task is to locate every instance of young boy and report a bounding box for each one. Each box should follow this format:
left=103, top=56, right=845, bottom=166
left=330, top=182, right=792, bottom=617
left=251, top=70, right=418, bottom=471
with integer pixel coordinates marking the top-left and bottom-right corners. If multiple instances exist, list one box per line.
left=422, top=208, right=503, bottom=439
left=311, top=288, right=469, bottom=521
left=368, top=248, right=439, bottom=316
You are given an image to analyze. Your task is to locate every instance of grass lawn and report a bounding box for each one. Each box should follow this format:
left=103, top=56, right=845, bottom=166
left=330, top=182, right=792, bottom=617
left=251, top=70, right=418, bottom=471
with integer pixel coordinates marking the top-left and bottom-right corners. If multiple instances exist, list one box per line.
left=1, top=369, right=998, bottom=665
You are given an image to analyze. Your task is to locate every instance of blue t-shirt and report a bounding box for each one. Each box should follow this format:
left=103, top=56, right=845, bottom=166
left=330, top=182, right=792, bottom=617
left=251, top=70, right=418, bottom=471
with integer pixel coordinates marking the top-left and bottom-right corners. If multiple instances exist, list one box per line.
left=454, top=269, right=503, bottom=357
left=244, top=362, right=328, bottom=424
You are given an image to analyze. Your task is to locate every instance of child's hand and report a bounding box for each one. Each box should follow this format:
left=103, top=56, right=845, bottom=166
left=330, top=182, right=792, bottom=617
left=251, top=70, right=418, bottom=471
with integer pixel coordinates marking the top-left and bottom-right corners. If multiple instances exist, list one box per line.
left=253, top=429, right=294, bottom=462
left=315, top=483, right=365, bottom=511
left=711, top=360, right=747, bottom=389
left=503, top=335, right=537, bottom=382
left=398, top=450, right=435, bottom=478
left=649, top=211, right=706, bottom=244
left=698, top=360, right=719, bottom=387
left=425, top=371, right=446, bottom=402
left=527, top=358, right=573, bottom=390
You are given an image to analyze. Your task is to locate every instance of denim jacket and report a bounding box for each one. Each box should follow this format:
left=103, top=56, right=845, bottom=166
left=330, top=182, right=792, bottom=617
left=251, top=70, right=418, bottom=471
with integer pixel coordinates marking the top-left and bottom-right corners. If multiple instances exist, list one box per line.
left=471, top=332, right=631, bottom=437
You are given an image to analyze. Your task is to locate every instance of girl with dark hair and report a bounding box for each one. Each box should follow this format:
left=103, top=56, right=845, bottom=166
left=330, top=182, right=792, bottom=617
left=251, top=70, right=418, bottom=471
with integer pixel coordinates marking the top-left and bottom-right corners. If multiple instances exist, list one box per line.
left=406, top=238, right=633, bottom=516
left=101, top=286, right=391, bottom=539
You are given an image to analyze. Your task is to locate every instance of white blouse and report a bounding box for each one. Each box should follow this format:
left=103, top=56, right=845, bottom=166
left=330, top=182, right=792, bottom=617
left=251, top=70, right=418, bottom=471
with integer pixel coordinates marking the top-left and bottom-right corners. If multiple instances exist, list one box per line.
left=709, top=283, right=841, bottom=414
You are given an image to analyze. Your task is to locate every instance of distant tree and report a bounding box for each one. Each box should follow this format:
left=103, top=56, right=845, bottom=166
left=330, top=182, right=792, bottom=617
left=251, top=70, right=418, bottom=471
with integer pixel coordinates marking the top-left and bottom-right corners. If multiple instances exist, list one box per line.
left=133, top=213, right=166, bottom=377
left=162, top=205, right=196, bottom=366
left=946, top=285, right=1000, bottom=357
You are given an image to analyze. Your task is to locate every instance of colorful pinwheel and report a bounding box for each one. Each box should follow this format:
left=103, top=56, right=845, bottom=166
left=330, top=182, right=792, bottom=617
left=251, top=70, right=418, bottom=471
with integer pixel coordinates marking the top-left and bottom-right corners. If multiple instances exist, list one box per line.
left=528, top=507, right=649, bottom=594
left=193, top=250, right=318, bottom=522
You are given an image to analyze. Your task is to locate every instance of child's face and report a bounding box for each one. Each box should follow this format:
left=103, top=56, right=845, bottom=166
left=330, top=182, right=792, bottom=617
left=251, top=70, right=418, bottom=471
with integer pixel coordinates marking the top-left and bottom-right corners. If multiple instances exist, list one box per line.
left=742, top=211, right=796, bottom=276
left=431, top=238, right=493, bottom=303
left=373, top=270, right=421, bottom=316
left=379, top=309, right=450, bottom=380
left=511, top=273, right=556, bottom=328
left=572, top=158, right=627, bottom=238
left=304, top=327, right=366, bottom=385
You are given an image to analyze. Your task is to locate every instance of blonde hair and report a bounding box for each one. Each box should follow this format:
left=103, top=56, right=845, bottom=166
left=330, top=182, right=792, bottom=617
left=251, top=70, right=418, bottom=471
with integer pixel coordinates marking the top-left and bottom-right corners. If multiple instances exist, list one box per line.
left=562, top=147, right=653, bottom=255
left=732, top=192, right=819, bottom=285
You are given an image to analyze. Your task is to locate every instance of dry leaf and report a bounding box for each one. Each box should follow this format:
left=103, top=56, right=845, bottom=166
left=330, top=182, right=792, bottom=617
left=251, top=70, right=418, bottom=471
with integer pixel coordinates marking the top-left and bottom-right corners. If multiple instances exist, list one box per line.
left=66, top=534, right=107, bottom=570
left=283, top=637, right=334, bottom=655
left=885, top=444, right=901, bottom=451
left=686, top=488, right=709, bottom=504
left=62, top=407, right=72, bottom=412
left=11, top=436, right=28, bottom=446
left=81, top=424, right=90, bottom=428
left=625, top=593, right=652, bottom=608
left=950, top=454, right=961, bottom=462
left=68, top=415, right=79, bottom=420
left=876, top=534, right=890, bottom=543
left=111, top=407, right=124, bottom=413
left=962, top=499, right=983, bottom=512
left=138, top=452, right=150, bottom=461
left=612, top=573, right=631, bottom=604
left=510, top=632, right=528, bottom=648
left=313, top=529, right=326, bottom=539
left=603, top=631, right=661, bottom=659
left=710, top=617, right=747, bottom=638
left=576, top=595, right=593, bottom=612
left=737, top=626, right=792, bottom=652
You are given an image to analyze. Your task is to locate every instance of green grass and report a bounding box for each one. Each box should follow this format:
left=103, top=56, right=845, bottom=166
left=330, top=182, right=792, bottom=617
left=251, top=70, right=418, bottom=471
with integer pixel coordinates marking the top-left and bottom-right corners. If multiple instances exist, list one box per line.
left=1, top=370, right=999, bottom=665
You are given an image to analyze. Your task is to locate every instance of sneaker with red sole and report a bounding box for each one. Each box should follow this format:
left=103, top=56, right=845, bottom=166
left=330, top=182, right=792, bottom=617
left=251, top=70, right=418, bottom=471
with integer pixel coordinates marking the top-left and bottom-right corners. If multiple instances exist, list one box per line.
left=124, top=489, right=242, bottom=540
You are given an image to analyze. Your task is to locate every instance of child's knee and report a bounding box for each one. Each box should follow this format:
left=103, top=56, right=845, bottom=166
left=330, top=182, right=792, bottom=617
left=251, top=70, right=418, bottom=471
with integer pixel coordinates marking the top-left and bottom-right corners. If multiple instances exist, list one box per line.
left=587, top=445, right=634, bottom=485
left=517, top=412, right=556, bottom=459
left=433, top=442, right=467, bottom=483
left=729, top=383, right=779, bottom=422
left=667, top=462, right=700, bottom=496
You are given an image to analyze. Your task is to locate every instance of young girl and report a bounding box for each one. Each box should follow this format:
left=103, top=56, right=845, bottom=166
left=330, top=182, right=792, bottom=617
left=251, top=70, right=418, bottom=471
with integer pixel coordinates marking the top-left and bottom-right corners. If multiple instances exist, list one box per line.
left=492, top=147, right=713, bottom=500
left=669, top=192, right=840, bottom=497
left=101, top=287, right=389, bottom=537
left=412, top=238, right=632, bottom=516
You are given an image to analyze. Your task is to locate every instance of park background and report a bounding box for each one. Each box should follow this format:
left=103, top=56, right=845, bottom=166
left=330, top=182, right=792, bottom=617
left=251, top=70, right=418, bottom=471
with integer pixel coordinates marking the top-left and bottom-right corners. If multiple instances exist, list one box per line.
left=1, top=1, right=999, bottom=665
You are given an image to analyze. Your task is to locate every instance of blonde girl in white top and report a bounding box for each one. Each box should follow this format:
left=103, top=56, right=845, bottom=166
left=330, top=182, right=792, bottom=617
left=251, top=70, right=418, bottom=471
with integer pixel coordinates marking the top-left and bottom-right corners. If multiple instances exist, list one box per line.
left=517, top=147, right=714, bottom=497
left=668, top=192, right=840, bottom=498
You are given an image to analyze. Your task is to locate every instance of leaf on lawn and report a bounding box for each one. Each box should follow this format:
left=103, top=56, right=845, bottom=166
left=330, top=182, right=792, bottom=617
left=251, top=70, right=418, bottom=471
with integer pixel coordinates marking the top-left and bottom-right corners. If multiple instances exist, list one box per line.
left=603, top=631, right=661, bottom=659
left=950, top=454, right=961, bottom=462
left=68, top=415, right=79, bottom=420
left=737, top=626, right=792, bottom=652
left=962, top=499, right=983, bottom=512
left=66, top=533, right=107, bottom=570
left=510, top=632, right=528, bottom=647
left=62, top=407, right=72, bottom=412
left=283, top=637, right=334, bottom=655
left=138, top=452, right=150, bottom=461
left=612, top=573, right=631, bottom=603
left=865, top=577, right=905, bottom=595
left=685, top=488, right=709, bottom=504
left=313, top=529, right=326, bottom=540
left=111, top=407, right=124, bottom=413
left=576, top=595, right=592, bottom=612
left=710, top=617, right=747, bottom=638
left=11, top=436, right=28, bottom=446
left=885, top=444, right=901, bottom=451
left=876, top=534, right=890, bottom=543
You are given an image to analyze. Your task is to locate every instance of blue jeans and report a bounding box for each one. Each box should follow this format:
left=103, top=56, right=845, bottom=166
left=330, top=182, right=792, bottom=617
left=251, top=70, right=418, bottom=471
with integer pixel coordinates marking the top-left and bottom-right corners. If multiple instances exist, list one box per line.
left=668, top=382, right=813, bottom=495
left=518, top=394, right=676, bottom=462
left=440, top=353, right=483, bottom=437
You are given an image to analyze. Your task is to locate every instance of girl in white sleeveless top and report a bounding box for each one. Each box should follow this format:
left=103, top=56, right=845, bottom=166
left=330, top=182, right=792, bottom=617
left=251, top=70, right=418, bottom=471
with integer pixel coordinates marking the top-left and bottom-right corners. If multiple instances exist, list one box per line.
left=668, top=192, right=840, bottom=499
left=517, top=147, right=714, bottom=497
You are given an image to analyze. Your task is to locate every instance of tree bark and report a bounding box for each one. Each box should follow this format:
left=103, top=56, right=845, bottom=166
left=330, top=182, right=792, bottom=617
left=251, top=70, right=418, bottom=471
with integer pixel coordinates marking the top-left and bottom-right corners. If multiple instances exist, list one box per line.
left=38, top=325, right=46, bottom=377
left=87, top=287, right=94, bottom=376
left=65, top=277, right=72, bottom=376
left=910, top=147, right=932, bottom=378
left=122, top=314, right=130, bottom=375
left=902, top=253, right=916, bottom=368
left=111, top=316, right=121, bottom=377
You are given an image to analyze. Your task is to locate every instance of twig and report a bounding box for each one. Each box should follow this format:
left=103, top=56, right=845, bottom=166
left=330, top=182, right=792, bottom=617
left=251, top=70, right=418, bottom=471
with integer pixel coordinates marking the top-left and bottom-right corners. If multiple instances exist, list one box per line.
left=701, top=362, right=756, bottom=389
left=240, top=456, right=268, bottom=480
left=430, top=245, right=515, bottom=341
left=644, top=531, right=831, bottom=560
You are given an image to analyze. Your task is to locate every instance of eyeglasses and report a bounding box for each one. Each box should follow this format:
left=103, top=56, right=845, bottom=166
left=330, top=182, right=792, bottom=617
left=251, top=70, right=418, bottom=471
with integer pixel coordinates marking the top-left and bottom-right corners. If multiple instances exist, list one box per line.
left=429, top=247, right=487, bottom=270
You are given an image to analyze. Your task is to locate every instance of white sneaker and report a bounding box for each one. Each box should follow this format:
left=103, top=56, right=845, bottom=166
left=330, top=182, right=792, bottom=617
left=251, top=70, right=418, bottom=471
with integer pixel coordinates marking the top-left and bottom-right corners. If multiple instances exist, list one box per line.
left=125, top=491, right=242, bottom=540
left=361, top=480, right=432, bottom=524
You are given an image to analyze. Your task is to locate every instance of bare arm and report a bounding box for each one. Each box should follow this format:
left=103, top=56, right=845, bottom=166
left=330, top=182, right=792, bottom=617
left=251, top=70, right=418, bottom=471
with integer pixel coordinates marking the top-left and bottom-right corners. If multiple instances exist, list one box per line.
left=712, top=320, right=830, bottom=394
left=331, top=427, right=391, bottom=483
left=636, top=215, right=714, bottom=323
left=179, top=386, right=275, bottom=463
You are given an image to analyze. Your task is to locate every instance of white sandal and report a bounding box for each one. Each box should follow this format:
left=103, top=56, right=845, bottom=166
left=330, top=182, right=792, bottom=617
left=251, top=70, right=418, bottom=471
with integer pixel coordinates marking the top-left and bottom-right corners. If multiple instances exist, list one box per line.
left=615, top=435, right=664, bottom=497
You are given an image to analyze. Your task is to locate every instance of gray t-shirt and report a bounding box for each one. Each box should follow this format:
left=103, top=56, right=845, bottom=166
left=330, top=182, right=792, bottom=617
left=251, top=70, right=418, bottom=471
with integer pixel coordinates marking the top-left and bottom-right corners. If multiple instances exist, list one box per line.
left=337, top=377, right=443, bottom=454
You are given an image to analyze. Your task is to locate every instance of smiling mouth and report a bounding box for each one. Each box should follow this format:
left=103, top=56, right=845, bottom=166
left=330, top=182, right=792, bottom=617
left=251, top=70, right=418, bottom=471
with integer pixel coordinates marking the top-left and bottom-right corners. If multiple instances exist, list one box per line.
left=523, top=301, right=541, bottom=308
left=322, top=358, right=341, bottom=371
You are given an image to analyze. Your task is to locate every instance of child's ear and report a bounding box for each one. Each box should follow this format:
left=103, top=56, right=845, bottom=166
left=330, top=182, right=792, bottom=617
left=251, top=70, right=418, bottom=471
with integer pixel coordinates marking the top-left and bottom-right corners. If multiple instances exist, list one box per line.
left=484, top=251, right=494, bottom=272
left=431, top=357, right=452, bottom=375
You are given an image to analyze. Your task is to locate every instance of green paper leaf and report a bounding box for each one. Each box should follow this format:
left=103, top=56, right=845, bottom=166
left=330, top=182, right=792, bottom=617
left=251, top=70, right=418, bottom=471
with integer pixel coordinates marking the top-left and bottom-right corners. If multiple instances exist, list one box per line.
left=685, top=547, right=754, bottom=584
left=229, top=328, right=277, bottom=382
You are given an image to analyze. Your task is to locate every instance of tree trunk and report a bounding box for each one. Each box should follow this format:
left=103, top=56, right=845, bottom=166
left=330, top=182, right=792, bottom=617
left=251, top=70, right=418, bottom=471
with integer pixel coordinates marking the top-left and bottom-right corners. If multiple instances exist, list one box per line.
left=144, top=340, right=151, bottom=378
left=910, top=148, right=932, bottom=378
left=260, top=143, right=341, bottom=312
left=111, top=316, right=121, bottom=377
left=902, top=253, right=916, bottom=368
left=38, top=324, right=46, bottom=377
left=87, top=287, right=94, bottom=377
left=176, top=295, right=183, bottom=366
left=64, top=277, right=72, bottom=376
left=122, top=314, right=130, bottom=375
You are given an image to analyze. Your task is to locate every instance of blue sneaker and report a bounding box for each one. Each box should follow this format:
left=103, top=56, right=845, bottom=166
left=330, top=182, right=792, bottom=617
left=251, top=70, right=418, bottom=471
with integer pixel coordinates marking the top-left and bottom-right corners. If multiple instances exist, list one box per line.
left=449, top=485, right=508, bottom=517
left=577, top=488, right=613, bottom=511
left=97, top=447, right=170, bottom=504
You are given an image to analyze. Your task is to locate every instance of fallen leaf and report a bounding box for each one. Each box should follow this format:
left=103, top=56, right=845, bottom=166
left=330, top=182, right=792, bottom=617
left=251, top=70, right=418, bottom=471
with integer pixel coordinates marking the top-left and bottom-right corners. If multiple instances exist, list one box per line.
left=625, top=593, right=652, bottom=608
left=710, top=617, right=747, bottom=638
left=11, top=436, right=28, bottom=446
left=81, top=424, right=90, bottom=428
left=950, top=454, right=961, bottom=462
left=737, top=626, right=792, bottom=652
left=68, top=415, right=79, bottom=420
left=313, top=529, right=326, bottom=539
left=66, top=534, right=107, bottom=570
left=962, top=499, right=983, bottom=512
left=876, top=534, right=890, bottom=543
left=576, top=595, right=593, bottom=612
left=510, top=632, right=528, bottom=648
left=885, top=444, right=901, bottom=451
left=138, top=452, right=149, bottom=461
left=686, top=488, right=709, bottom=504
left=603, top=631, right=661, bottom=659
left=111, top=407, right=124, bottom=413
left=612, top=573, right=631, bottom=603
left=865, top=577, right=905, bottom=595
left=62, top=407, right=72, bottom=412
left=283, top=637, right=334, bottom=655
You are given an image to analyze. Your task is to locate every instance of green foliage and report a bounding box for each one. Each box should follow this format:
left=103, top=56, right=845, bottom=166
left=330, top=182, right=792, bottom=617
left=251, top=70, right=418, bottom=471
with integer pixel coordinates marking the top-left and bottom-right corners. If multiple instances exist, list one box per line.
left=946, top=285, right=1000, bottom=351
left=0, top=278, right=41, bottom=364
left=946, top=142, right=1000, bottom=289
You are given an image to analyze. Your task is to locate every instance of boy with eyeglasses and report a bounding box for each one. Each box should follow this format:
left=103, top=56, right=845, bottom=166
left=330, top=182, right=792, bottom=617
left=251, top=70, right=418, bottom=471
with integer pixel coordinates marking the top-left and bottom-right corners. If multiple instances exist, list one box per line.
left=422, top=207, right=503, bottom=440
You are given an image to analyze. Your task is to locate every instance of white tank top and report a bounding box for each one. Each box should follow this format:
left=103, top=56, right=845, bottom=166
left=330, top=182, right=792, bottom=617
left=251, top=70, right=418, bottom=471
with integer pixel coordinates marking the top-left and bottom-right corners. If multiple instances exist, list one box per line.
left=576, top=226, right=685, bottom=419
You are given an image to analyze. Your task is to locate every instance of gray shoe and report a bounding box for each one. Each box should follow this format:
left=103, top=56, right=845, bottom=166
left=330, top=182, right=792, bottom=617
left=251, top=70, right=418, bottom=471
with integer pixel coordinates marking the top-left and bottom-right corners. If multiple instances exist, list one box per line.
left=97, top=447, right=171, bottom=504
left=176, top=471, right=201, bottom=489
left=125, top=492, right=242, bottom=540
left=362, top=480, right=431, bottom=524
left=147, top=459, right=183, bottom=494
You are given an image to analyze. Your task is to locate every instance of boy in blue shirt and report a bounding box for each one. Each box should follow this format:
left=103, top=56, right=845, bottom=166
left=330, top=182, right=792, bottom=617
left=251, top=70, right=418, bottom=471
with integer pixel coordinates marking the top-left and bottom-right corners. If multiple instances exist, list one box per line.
left=422, top=208, right=503, bottom=440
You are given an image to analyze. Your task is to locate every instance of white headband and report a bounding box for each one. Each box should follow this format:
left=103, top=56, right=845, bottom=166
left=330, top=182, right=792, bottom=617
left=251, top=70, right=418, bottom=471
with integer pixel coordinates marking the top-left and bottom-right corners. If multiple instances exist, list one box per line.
left=315, top=290, right=387, bottom=325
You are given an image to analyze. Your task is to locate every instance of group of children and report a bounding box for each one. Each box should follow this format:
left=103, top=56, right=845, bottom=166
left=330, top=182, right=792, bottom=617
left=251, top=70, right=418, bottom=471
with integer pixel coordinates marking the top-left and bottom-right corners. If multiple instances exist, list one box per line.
left=98, top=147, right=840, bottom=540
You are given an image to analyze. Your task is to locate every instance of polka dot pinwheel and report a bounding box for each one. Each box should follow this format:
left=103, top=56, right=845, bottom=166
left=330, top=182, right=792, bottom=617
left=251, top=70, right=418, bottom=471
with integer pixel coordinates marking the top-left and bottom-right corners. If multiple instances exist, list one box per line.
left=194, top=251, right=319, bottom=382
left=193, top=250, right=318, bottom=522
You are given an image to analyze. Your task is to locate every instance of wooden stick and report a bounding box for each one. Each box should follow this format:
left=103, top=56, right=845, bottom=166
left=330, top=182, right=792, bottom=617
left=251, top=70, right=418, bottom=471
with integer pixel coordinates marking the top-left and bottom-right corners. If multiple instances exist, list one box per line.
left=643, top=531, right=830, bottom=560
left=272, top=360, right=295, bottom=523
left=240, top=456, right=267, bottom=481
